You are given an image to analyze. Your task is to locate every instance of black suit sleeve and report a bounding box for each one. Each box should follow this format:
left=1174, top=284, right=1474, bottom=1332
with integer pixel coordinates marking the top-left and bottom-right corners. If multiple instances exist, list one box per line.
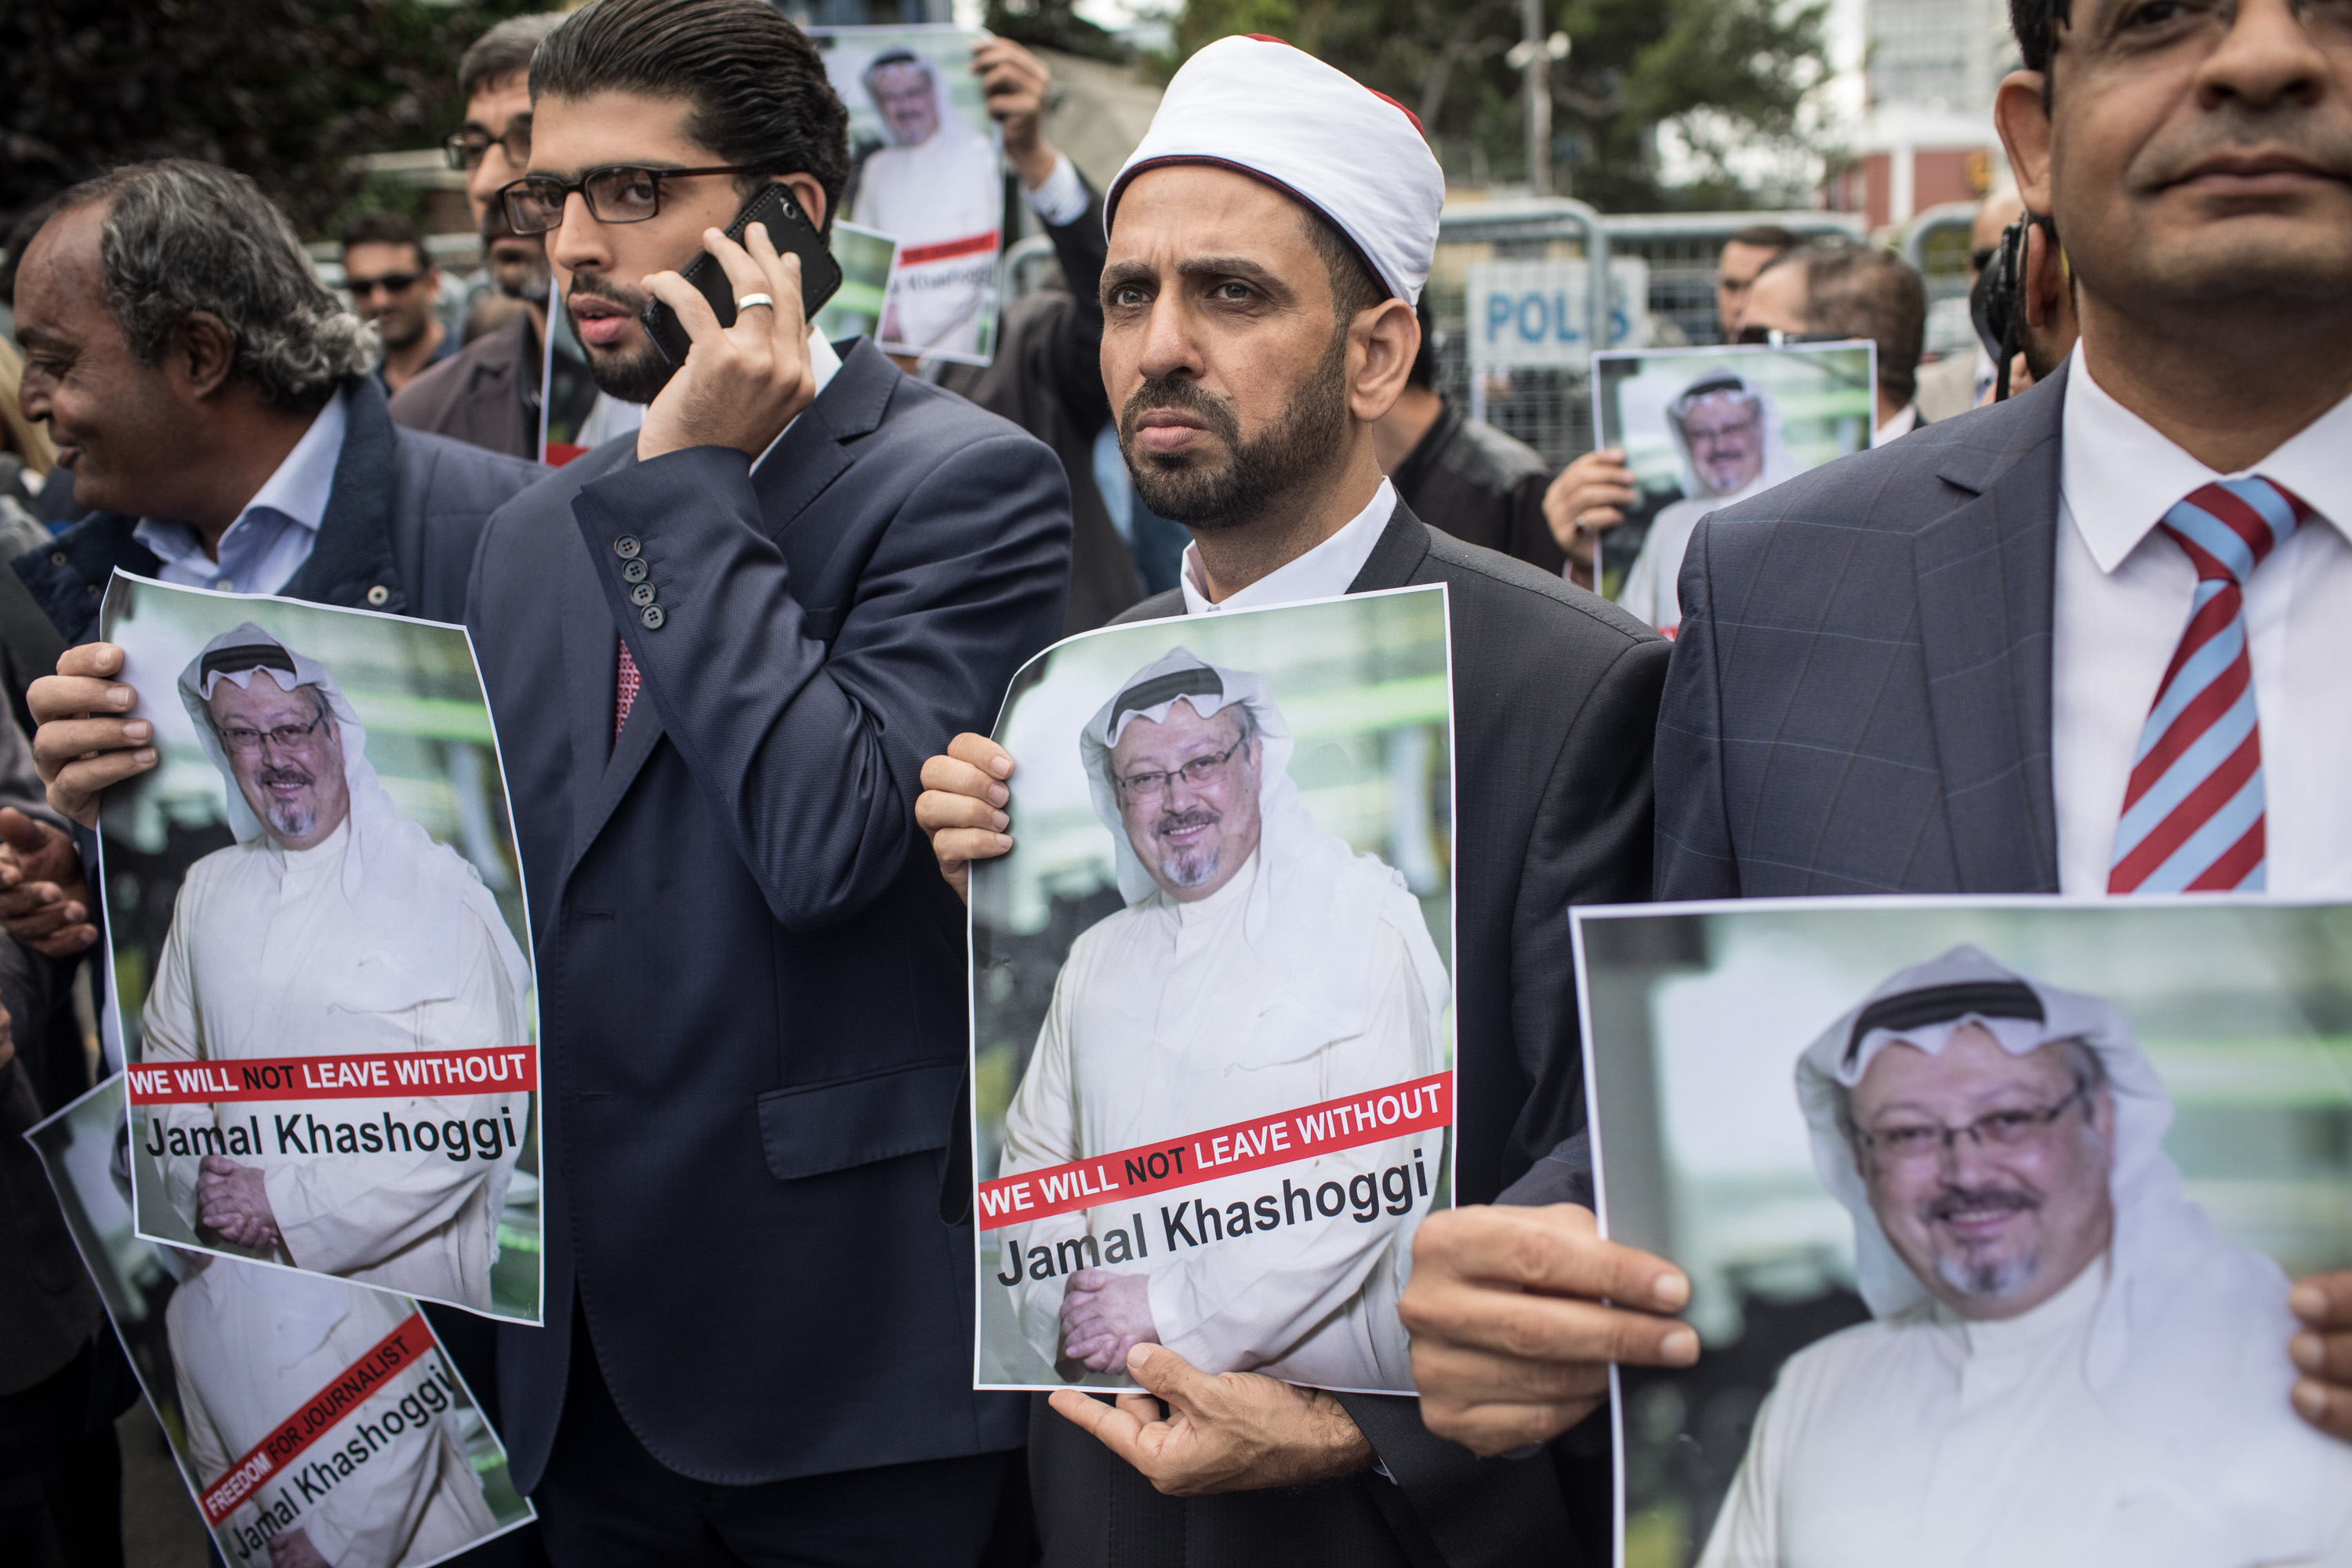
left=1650, top=518, right=1741, bottom=901
left=569, top=437, right=1071, bottom=932
left=1505, top=634, right=1670, bottom=1184
left=1336, top=1392, right=1581, bottom=1568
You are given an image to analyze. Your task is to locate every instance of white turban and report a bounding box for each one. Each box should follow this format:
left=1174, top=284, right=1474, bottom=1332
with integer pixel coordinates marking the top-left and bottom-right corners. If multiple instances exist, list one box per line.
left=1106, top=34, right=1445, bottom=307
left=1078, top=648, right=1448, bottom=1038
left=179, top=623, right=528, bottom=1017
left=1795, top=945, right=2333, bottom=1560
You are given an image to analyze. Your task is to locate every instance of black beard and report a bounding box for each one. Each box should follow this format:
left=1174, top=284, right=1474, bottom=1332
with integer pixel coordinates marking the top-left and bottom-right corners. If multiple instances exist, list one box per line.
left=568, top=274, right=676, bottom=405
left=1119, top=326, right=1349, bottom=530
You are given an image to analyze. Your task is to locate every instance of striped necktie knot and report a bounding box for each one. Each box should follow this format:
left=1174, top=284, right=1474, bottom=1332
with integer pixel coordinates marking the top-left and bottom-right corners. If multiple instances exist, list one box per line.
left=2108, top=475, right=2310, bottom=894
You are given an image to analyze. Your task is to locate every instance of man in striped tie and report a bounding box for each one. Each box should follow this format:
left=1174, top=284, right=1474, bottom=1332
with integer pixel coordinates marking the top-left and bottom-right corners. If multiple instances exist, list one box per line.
left=1399, top=0, right=2352, bottom=1467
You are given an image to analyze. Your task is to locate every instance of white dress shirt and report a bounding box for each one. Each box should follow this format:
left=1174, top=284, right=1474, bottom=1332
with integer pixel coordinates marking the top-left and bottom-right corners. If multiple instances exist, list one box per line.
left=1178, top=478, right=1396, bottom=614
left=134, top=385, right=347, bottom=595
left=2052, top=344, right=2352, bottom=896
left=1873, top=401, right=1921, bottom=445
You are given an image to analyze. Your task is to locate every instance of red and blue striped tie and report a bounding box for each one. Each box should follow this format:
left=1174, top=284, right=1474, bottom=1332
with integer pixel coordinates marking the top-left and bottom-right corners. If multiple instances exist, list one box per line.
left=2108, top=476, right=2311, bottom=894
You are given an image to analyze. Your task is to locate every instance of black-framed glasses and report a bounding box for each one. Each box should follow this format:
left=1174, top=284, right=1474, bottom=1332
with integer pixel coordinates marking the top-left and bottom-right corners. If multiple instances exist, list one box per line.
left=445, top=125, right=532, bottom=172
left=1856, top=1083, right=2092, bottom=1169
left=1115, top=736, right=1248, bottom=802
left=215, top=711, right=330, bottom=756
left=347, top=271, right=424, bottom=298
left=498, top=165, right=768, bottom=235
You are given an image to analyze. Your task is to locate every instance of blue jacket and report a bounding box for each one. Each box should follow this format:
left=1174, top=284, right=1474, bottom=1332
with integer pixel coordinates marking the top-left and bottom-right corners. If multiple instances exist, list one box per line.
left=11, top=376, right=542, bottom=641
left=470, top=338, right=1071, bottom=1490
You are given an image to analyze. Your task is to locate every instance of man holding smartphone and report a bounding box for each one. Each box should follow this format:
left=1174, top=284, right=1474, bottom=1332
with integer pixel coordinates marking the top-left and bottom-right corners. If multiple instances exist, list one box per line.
left=34, top=0, right=1073, bottom=1559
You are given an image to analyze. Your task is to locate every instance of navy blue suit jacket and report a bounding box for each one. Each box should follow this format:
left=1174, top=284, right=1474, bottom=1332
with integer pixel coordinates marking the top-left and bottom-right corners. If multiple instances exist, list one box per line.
left=12, top=376, right=539, bottom=641
left=1654, top=366, right=2068, bottom=899
left=470, top=339, right=1071, bottom=1490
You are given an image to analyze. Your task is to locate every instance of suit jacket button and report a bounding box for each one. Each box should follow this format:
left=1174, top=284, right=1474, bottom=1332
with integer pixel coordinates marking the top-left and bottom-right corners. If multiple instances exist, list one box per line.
left=622, top=559, right=648, bottom=583
left=49, top=551, right=66, bottom=566
left=641, top=604, right=665, bottom=630
left=367, top=585, right=390, bottom=606
left=613, top=535, right=642, bottom=560
left=630, top=583, right=656, bottom=607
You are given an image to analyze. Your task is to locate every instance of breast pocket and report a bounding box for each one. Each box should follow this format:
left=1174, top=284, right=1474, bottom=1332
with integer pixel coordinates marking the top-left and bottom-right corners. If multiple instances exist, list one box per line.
left=755, top=1059, right=963, bottom=1181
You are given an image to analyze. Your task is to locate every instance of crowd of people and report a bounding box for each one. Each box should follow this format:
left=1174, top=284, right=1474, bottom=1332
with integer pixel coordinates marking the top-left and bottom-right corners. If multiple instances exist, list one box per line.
left=1, top=0, right=2348, bottom=1562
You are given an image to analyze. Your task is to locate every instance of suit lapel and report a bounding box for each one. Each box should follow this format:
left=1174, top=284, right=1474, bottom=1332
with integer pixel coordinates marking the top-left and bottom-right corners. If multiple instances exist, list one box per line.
left=1344, top=500, right=1435, bottom=593
left=749, top=338, right=890, bottom=540
left=1911, top=368, right=2067, bottom=891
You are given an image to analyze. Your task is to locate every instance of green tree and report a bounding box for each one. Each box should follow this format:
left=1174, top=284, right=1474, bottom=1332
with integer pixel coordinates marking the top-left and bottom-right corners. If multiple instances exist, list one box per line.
left=1160, top=0, right=1831, bottom=209
left=2, top=0, right=543, bottom=243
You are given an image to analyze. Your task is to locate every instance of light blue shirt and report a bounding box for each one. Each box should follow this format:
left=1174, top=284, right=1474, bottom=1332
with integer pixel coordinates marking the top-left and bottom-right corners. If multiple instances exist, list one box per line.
left=133, top=385, right=348, bottom=595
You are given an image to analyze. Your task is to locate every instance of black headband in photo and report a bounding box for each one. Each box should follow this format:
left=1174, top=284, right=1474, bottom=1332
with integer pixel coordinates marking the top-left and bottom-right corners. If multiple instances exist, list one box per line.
left=1112, top=668, right=1223, bottom=731
left=198, top=644, right=297, bottom=687
left=1844, top=978, right=2046, bottom=1067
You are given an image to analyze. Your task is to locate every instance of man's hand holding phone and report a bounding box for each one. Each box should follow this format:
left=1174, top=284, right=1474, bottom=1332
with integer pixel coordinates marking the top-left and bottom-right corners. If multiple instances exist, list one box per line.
left=637, top=220, right=818, bottom=463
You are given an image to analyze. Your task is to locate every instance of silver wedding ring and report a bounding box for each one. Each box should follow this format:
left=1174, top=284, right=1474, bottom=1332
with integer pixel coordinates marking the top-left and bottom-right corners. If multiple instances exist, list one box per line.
left=735, top=292, right=775, bottom=311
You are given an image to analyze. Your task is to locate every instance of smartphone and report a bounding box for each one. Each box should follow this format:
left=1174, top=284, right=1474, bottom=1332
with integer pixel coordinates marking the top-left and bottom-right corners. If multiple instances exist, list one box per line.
left=640, top=183, right=845, bottom=368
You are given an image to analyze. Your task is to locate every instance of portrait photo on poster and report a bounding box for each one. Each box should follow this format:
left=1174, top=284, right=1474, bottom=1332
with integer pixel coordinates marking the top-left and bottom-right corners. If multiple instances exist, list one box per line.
left=971, top=586, right=1457, bottom=1396
left=1587, top=340, right=1875, bottom=631
left=97, top=573, right=543, bottom=1324
left=27, top=1074, right=535, bottom=1568
left=1574, top=896, right=2352, bottom=1568
left=810, top=24, right=1002, bottom=365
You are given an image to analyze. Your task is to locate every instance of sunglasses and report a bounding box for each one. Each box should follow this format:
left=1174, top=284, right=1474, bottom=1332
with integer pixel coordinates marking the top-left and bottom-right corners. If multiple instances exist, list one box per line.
left=347, top=272, right=426, bottom=298
left=1733, top=326, right=1853, bottom=346
left=497, top=165, right=767, bottom=236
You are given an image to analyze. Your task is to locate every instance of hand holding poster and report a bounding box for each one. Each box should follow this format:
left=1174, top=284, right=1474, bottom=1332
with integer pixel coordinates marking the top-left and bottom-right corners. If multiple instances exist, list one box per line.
left=27, top=1075, right=534, bottom=1568
left=1588, top=341, right=1875, bottom=628
left=1575, top=898, right=2352, bottom=1568
left=815, top=25, right=1001, bottom=365
left=101, top=576, right=541, bottom=1323
left=971, top=588, right=1455, bottom=1395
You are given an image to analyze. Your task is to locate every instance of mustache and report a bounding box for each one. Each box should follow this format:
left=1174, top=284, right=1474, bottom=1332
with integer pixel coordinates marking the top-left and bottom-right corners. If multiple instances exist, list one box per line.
left=568, top=271, right=648, bottom=314
left=1120, top=377, right=1242, bottom=453
left=255, top=764, right=314, bottom=789
left=1152, top=807, right=1220, bottom=837
left=2140, top=117, right=2352, bottom=191
left=1924, top=1185, right=2039, bottom=1224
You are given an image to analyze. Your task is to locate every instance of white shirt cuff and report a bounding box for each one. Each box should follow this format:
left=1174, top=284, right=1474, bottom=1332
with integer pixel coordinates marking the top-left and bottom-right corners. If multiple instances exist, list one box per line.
left=1023, top=153, right=1091, bottom=228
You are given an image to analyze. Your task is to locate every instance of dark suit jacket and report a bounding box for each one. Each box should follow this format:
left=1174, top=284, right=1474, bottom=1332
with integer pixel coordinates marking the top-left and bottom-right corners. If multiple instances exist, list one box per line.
left=1654, top=366, right=2067, bottom=900
left=471, top=338, right=1071, bottom=1492
left=1029, top=503, right=1668, bottom=1568
left=938, top=184, right=1145, bottom=633
left=390, top=312, right=537, bottom=462
left=1393, top=397, right=1566, bottom=579
left=10, top=376, right=543, bottom=643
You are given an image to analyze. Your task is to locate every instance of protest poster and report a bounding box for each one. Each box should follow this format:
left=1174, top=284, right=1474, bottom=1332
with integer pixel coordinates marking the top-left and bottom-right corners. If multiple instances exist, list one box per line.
left=812, top=24, right=1002, bottom=365
left=99, top=575, right=542, bottom=1323
left=1575, top=896, right=2352, bottom=1568
left=811, top=220, right=901, bottom=346
left=27, top=1073, right=535, bottom=1568
left=969, top=586, right=1455, bottom=1396
left=1588, top=340, right=1875, bottom=626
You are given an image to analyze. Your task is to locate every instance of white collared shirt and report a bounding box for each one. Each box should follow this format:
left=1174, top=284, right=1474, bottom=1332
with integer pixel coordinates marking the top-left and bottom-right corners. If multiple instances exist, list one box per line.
left=1874, top=401, right=1921, bottom=445
left=2051, top=343, right=2352, bottom=895
left=134, top=384, right=348, bottom=595
left=1178, top=478, right=1396, bottom=615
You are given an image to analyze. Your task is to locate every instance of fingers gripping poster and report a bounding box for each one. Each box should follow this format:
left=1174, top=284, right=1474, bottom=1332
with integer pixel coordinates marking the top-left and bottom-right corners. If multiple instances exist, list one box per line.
left=969, top=586, right=1457, bottom=1395
left=99, top=575, right=543, bottom=1323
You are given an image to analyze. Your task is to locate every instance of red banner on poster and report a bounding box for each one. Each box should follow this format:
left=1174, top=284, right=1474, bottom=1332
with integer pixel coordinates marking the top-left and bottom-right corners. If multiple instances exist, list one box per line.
left=125, top=1047, right=536, bottom=1105
left=197, top=1312, right=434, bottom=1524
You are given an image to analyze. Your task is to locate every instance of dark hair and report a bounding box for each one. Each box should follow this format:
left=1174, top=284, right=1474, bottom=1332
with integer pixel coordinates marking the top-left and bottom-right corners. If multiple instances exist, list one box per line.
left=48, top=161, right=371, bottom=410
left=2011, top=0, right=2066, bottom=73
left=531, top=0, right=851, bottom=231
left=1, top=196, right=64, bottom=310
left=1726, top=223, right=1801, bottom=256
left=1409, top=292, right=1438, bottom=390
left=1784, top=243, right=1928, bottom=407
left=460, top=13, right=566, bottom=100
left=1296, top=204, right=1388, bottom=330
left=339, top=210, right=430, bottom=273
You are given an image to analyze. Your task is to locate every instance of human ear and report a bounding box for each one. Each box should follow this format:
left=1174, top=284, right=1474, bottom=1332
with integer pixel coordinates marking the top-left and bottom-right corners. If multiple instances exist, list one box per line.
left=1994, top=68, right=2056, bottom=218
left=780, top=172, right=828, bottom=236
left=175, top=311, right=240, bottom=401
left=1349, top=297, right=1417, bottom=423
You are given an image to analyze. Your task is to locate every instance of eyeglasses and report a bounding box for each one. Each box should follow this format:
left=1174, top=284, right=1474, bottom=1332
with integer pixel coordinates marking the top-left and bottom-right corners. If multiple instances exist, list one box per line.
left=347, top=271, right=425, bottom=299
left=498, top=165, right=768, bottom=236
left=1115, top=736, right=1247, bottom=802
left=445, top=125, right=532, bottom=172
left=1686, top=411, right=1762, bottom=445
left=216, top=712, right=328, bottom=756
left=1856, top=1083, right=2092, bottom=1169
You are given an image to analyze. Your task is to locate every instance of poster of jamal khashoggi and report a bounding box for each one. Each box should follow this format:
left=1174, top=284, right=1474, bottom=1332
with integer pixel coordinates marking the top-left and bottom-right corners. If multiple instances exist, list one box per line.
left=99, top=574, right=542, bottom=1324
left=970, top=586, right=1456, bottom=1396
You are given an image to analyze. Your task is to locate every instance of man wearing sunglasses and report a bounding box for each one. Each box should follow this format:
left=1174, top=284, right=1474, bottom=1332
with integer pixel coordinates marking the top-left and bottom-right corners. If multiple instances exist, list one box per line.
left=1737, top=242, right=1931, bottom=443
left=339, top=212, right=454, bottom=396
left=393, top=13, right=603, bottom=462
left=462, top=0, right=1069, bottom=1560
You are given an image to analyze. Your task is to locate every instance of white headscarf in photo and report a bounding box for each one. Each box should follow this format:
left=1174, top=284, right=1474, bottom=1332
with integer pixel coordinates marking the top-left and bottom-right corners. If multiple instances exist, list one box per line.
left=179, top=623, right=528, bottom=1016
left=1665, top=372, right=1799, bottom=503
left=1079, top=648, right=1447, bottom=1037
left=862, top=49, right=985, bottom=155
left=1106, top=34, right=1445, bottom=307
left=1795, top=945, right=2333, bottom=1560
